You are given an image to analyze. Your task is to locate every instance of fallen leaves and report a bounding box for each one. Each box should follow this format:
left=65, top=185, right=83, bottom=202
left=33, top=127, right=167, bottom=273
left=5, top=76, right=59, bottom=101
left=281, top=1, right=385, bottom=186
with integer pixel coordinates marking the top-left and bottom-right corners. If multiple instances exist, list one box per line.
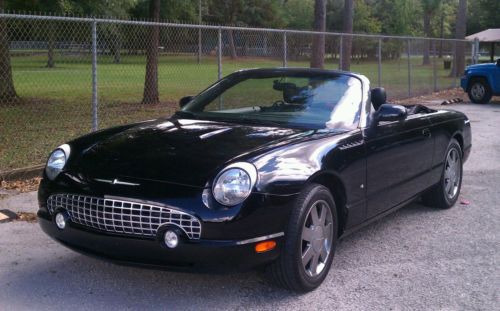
left=16, top=212, right=37, bottom=223
left=0, top=177, right=41, bottom=193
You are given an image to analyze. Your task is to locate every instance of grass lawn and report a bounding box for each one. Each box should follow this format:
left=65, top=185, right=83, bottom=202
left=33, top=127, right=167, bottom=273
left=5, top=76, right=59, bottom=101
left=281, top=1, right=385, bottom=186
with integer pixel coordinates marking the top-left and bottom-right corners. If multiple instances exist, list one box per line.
left=1, top=54, right=457, bottom=171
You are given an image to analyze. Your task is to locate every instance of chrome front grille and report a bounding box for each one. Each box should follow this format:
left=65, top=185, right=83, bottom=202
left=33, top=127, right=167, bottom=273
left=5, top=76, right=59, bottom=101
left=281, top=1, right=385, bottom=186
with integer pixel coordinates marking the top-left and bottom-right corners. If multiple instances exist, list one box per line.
left=46, top=194, right=201, bottom=239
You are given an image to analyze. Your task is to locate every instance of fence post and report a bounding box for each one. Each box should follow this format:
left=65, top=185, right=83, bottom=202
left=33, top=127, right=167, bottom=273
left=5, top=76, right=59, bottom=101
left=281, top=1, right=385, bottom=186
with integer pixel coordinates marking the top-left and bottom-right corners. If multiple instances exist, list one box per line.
left=432, top=40, right=437, bottom=92
left=338, top=35, right=343, bottom=70
left=217, top=27, right=223, bottom=110
left=377, top=38, right=382, bottom=87
left=217, top=27, right=222, bottom=80
left=473, top=38, right=479, bottom=64
left=283, top=31, right=287, bottom=67
left=197, top=0, right=202, bottom=64
left=91, top=18, right=98, bottom=131
left=452, top=41, right=457, bottom=87
left=407, top=39, right=412, bottom=97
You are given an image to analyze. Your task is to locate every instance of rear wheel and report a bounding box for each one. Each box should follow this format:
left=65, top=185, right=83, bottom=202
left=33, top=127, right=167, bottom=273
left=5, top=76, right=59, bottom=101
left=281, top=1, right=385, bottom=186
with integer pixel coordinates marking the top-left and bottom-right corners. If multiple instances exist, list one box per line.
left=267, top=184, right=337, bottom=292
left=467, top=78, right=492, bottom=104
left=422, top=139, right=463, bottom=209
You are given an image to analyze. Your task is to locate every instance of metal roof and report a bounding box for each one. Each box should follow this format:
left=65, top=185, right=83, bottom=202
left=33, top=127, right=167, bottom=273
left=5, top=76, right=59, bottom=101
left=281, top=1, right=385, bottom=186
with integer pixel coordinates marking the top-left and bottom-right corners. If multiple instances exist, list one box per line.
left=466, top=29, right=500, bottom=42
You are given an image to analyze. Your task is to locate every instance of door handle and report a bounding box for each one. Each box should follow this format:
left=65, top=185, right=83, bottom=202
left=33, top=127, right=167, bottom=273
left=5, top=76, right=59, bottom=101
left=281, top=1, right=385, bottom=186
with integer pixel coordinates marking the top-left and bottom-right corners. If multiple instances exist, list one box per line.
left=422, top=128, right=431, bottom=138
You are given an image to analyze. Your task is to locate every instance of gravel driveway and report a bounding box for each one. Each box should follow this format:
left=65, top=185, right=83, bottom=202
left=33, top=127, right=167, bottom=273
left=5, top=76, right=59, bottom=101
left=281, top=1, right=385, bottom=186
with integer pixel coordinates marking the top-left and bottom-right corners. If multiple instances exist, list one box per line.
left=1, top=101, right=498, bottom=310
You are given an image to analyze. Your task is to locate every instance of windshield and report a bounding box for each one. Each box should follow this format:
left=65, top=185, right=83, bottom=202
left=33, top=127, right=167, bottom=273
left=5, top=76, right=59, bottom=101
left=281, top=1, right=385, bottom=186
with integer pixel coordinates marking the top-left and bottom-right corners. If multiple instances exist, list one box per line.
left=181, top=71, right=363, bottom=130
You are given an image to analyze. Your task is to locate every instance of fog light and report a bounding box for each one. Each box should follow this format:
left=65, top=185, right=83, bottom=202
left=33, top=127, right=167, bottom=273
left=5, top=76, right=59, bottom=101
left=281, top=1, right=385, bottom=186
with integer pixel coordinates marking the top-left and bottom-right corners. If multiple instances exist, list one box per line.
left=164, top=230, right=179, bottom=248
left=55, top=212, right=67, bottom=229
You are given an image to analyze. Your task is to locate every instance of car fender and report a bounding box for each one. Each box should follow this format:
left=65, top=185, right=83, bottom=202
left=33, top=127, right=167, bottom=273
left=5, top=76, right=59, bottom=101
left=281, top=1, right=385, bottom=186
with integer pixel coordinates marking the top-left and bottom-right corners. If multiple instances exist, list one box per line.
left=466, top=71, right=495, bottom=92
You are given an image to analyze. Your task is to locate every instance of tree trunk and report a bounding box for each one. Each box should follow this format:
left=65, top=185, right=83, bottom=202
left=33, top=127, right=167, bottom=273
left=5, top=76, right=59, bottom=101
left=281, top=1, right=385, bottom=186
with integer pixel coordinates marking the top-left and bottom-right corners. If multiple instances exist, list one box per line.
left=450, top=0, right=466, bottom=77
left=142, top=0, right=160, bottom=105
left=0, top=0, right=18, bottom=104
left=47, top=22, right=56, bottom=68
left=228, top=29, right=237, bottom=59
left=341, top=0, right=354, bottom=71
left=113, top=32, right=121, bottom=64
left=423, top=12, right=431, bottom=65
left=310, top=0, right=326, bottom=68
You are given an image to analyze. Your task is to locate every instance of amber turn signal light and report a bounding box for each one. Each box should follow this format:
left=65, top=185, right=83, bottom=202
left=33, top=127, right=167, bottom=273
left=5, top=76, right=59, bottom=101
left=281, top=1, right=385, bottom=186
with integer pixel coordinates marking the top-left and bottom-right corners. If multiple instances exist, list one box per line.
left=255, top=240, right=276, bottom=253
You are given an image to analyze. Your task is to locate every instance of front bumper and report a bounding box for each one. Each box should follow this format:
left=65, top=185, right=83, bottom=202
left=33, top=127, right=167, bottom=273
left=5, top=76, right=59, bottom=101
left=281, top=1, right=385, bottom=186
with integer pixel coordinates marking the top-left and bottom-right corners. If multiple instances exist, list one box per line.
left=39, top=210, right=284, bottom=271
left=460, top=76, right=468, bottom=91
left=37, top=175, right=296, bottom=271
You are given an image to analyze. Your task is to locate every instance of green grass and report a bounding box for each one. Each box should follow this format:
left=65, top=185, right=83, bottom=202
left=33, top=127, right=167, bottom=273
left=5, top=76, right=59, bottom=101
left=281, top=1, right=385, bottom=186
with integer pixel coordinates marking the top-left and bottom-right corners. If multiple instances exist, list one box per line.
left=1, top=54, right=457, bottom=171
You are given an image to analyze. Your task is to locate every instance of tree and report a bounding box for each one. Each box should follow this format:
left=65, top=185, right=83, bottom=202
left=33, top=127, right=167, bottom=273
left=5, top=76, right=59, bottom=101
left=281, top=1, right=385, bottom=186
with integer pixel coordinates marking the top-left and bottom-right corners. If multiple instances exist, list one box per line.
left=341, top=0, right=354, bottom=70
left=142, top=0, right=160, bottom=105
left=310, top=0, right=326, bottom=68
left=421, top=0, right=441, bottom=65
left=451, top=0, right=466, bottom=77
left=206, top=0, right=243, bottom=59
left=0, top=0, right=17, bottom=103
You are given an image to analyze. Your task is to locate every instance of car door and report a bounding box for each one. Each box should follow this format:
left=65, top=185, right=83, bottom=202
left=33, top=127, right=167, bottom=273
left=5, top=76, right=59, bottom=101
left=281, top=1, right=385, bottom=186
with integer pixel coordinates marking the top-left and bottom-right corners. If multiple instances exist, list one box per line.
left=363, top=113, right=434, bottom=218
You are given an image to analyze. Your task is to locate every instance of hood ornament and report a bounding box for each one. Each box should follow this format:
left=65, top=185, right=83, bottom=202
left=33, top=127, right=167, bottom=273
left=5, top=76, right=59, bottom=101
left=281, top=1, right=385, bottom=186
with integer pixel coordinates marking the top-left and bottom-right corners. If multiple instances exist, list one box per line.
left=95, top=178, right=140, bottom=186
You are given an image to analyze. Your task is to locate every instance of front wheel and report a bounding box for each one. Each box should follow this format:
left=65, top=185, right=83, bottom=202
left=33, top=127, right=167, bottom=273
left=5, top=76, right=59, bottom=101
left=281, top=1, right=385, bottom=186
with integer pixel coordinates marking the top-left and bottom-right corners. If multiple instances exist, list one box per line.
left=267, top=184, right=338, bottom=292
left=422, top=139, right=463, bottom=209
left=467, top=78, right=492, bottom=104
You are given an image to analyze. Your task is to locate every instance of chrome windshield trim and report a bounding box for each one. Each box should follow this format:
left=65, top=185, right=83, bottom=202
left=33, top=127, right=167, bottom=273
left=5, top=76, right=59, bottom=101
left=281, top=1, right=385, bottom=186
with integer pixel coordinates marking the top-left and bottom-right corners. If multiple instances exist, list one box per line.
left=235, top=232, right=285, bottom=245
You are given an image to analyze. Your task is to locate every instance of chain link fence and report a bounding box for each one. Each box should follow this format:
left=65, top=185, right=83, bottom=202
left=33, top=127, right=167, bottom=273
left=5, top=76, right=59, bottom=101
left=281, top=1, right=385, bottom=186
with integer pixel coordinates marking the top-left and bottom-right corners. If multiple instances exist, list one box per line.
left=0, top=13, right=477, bottom=171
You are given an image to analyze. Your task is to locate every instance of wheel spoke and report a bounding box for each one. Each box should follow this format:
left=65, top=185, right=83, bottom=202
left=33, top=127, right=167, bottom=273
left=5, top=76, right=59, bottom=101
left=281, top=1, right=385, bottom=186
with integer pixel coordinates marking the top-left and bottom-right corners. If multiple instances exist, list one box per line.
left=445, top=179, right=452, bottom=194
left=310, top=205, right=320, bottom=226
left=310, top=252, right=320, bottom=274
left=302, top=226, right=314, bottom=243
left=302, top=246, right=314, bottom=267
left=318, top=205, right=327, bottom=226
left=324, top=222, right=333, bottom=239
left=320, top=244, right=329, bottom=261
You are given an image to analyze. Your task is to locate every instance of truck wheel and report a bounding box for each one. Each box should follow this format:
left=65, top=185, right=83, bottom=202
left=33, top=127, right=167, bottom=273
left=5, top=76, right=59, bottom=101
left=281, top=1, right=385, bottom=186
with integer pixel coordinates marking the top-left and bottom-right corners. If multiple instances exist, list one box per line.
left=467, top=78, right=492, bottom=104
left=422, top=139, right=463, bottom=209
left=267, top=183, right=337, bottom=292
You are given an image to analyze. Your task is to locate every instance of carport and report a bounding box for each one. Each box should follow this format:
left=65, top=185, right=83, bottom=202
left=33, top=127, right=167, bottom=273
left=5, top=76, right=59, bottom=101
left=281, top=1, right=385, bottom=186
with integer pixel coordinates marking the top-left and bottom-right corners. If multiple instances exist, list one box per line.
left=466, top=28, right=500, bottom=63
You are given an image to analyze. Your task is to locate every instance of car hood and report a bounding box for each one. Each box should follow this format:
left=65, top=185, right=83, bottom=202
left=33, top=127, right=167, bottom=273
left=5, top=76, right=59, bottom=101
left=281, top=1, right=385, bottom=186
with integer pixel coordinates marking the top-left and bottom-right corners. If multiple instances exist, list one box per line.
left=467, top=63, right=496, bottom=70
left=75, top=118, right=310, bottom=187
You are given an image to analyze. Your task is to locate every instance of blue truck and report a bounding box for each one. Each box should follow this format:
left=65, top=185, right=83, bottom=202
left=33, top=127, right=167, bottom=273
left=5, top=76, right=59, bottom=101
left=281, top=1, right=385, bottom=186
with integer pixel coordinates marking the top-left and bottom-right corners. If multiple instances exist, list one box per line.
left=461, top=59, right=500, bottom=104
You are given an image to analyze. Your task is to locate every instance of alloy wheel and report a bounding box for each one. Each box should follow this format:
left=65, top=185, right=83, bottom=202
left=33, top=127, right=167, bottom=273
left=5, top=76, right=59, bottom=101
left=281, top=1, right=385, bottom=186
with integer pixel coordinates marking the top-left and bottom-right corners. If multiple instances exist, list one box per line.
left=444, top=148, right=461, bottom=200
left=301, top=200, right=334, bottom=277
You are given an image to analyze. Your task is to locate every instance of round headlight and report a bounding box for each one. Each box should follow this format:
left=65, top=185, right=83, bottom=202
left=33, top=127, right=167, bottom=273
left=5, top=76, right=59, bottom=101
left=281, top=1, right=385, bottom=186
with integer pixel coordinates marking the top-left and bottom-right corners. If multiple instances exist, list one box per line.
left=45, top=144, right=70, bottom=180
left=212, top=163, right=257, bottom=206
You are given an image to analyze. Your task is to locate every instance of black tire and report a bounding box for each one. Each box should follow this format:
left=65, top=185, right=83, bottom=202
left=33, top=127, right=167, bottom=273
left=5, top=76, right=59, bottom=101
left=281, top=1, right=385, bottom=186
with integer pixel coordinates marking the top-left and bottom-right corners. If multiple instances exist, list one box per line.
left=422, top=139, right=463, bottom=209
left=467, top=78, right=493, bottom=104
left=267, top=183, right=338, bottom=292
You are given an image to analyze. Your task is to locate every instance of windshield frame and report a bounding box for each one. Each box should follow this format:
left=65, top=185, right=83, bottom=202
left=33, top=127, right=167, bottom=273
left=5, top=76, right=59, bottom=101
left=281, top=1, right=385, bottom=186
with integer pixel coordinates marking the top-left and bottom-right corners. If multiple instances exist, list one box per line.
left=180, top=68, right=368, bottom=131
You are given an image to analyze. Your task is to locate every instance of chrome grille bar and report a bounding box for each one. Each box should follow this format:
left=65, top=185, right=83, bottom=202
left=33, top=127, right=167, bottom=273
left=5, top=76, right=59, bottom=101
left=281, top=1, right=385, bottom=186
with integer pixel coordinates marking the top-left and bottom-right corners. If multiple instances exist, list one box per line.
left=47, top=194, right=201, bottom=239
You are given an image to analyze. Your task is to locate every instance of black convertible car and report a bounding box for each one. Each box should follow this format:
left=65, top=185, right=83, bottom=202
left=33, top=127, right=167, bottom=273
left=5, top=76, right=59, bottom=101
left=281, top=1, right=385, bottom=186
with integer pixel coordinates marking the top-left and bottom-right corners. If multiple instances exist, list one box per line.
left=38, top=68, right=471, bottom=292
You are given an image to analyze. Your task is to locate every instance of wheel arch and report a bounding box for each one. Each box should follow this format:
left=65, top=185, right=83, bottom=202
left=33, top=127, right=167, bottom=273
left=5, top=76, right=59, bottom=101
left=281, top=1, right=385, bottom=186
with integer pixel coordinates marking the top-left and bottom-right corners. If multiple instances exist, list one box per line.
left=451, top=131, right=464, bottom=155
left=466, top=74, right=491, bottom=91
left=307, top=171, right=347, bottom=238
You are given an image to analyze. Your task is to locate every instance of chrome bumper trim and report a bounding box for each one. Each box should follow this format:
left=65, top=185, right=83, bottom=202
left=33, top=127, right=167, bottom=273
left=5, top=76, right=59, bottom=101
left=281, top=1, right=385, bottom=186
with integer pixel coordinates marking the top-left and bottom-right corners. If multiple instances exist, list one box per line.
left=235, top=232, right=285, bottom=245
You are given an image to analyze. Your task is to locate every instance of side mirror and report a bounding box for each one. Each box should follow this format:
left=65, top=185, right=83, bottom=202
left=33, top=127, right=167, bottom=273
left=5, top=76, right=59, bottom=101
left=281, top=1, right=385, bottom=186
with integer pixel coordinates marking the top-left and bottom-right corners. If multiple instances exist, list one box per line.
left=496, top=59, right=500, bottom=66
left=374, top=104, right=407, bottom=124
left=371, top=87, right=387, bottom=111
left=179, top=96, right=194, bottom=108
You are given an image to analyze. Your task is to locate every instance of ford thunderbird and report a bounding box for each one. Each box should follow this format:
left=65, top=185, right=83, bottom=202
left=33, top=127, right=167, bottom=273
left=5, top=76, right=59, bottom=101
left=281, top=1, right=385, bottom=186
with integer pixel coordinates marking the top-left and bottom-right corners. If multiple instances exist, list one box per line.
left=38, top=68, right=471, bottom=292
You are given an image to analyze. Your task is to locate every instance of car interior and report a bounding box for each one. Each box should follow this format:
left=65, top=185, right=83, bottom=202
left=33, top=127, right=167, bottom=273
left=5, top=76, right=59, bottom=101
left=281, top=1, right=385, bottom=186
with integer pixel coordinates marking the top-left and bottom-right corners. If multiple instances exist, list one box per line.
left=370, top=87, right=435, bottom=116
